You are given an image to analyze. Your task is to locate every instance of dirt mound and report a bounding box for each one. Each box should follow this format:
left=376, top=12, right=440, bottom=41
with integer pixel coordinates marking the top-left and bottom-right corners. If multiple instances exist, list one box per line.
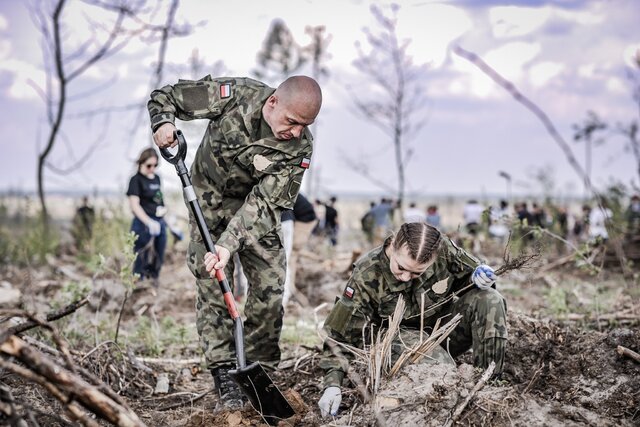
left=319, top=312, right=639, bottom=427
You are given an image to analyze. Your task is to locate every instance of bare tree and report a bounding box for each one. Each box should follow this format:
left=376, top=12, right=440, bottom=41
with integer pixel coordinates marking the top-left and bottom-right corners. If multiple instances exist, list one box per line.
left=616, top=50, right=640, bottom=186
left=573, top=111, right=607, bottom=198
left=348, top=4, right=429, bottom=206
left=252, top=21, right=331, bottom=198
left=253, top=19, right=305, bottom=86
left=453, top=45, right=593, bottom=196
left=301, top=25, right=331, bottom=198
left=30, top=0, right=192, bottom=224
left=128, top=0, right=201, bottom=145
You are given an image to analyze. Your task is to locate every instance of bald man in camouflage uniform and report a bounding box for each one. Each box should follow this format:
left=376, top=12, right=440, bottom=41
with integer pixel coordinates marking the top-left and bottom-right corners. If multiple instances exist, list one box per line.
left=318, top=223, right=507, bottom=418
left=148, top=75, right=321, bottom=409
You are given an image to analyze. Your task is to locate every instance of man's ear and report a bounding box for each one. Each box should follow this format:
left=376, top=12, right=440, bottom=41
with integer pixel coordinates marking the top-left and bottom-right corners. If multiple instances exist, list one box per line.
left=266, top=94, right=278, bottom=108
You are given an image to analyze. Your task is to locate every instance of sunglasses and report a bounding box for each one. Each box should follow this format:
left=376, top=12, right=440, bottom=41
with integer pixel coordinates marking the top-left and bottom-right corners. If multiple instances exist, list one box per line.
left=144, top=162, right=158, bottom=168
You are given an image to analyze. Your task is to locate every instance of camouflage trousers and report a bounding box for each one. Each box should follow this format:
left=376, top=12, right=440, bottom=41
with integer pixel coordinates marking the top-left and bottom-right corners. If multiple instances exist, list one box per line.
left=187, top=230, right=286, bottom=371
left=436, top=287, right=508, bottom=375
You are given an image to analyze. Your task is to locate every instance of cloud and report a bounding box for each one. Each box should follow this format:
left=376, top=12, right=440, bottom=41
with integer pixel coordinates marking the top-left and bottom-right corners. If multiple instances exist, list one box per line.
left=484, top=42, right=541, bottom=78
left=0, top=14, right=7, bottom=31
left=489, top=6, right=551, bottom=38
left=0, top=39, right=10, bottom=60
left=0, top=58, right=47, bottom=100
left=623, top=43, right=640, bottom=69
left=449, top=41, right=541, bottom=98
left=606, top=77, right=626, bottom=94
left=397, top=4, right=472, bottom=68
left=528, top=61, right=565, bottom=87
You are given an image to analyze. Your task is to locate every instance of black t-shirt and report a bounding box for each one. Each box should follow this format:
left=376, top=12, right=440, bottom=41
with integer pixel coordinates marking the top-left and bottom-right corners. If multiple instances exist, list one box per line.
left=281, top=209, right=295, bottom=222
left=294, top=194, right=317, bottom=223
left=126, top=172, right=164, bottom=218
left=325, top=205, right=338, bottom=228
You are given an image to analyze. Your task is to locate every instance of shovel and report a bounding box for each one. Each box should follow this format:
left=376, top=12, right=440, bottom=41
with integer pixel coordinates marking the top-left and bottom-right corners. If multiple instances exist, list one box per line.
left=160, top=130, right=294, bottom=425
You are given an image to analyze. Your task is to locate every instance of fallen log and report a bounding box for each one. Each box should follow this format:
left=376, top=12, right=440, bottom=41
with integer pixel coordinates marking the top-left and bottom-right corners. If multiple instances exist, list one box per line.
left=0, top=335, right=146, bottom=427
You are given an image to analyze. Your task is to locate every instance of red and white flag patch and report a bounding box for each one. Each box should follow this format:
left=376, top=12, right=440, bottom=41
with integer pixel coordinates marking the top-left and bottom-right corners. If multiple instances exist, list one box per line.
left=344, top=286, right=355, bottom=299
left=300, top=157, right=311, bottom=168
left=220, top=83, right=231, bottom=98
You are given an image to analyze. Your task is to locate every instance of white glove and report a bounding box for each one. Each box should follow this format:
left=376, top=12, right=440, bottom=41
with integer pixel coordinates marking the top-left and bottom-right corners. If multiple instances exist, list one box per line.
left=147, top=219, right=162, bottom=236
left=472, top=264, right=496, bottom=290
left=318, top=386, right=341, bottom=418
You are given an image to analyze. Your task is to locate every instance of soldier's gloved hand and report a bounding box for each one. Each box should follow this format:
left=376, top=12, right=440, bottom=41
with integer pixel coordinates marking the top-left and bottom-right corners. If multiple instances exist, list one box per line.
left=204, top=246, right=231, bottom=277
left=153, top=123, right=178, bottom=149
left=472, top=264, right=496, bottom=290
left=318, top=386, right=341, bottom=418
left=146, top=219, right=162, bottom=237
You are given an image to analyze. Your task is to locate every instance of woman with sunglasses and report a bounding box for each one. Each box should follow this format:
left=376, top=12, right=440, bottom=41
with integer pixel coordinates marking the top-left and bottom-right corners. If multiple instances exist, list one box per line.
left=126, top=147, right=167, bottom=287
left=318, top=221, right=507, bottom=418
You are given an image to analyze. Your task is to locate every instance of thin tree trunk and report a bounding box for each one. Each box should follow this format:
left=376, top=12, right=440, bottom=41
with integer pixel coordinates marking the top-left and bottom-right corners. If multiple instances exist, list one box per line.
left=38, top=0, right=67, bottom=225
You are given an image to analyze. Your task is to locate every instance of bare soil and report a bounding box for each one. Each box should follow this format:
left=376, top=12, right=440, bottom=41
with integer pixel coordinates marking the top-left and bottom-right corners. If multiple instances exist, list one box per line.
left=1, top=236, right=639, bottom=427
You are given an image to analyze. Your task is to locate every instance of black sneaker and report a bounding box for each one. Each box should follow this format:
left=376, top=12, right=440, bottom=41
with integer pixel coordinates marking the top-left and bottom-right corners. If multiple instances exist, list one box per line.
left=212, top=367, right=246, bottom=411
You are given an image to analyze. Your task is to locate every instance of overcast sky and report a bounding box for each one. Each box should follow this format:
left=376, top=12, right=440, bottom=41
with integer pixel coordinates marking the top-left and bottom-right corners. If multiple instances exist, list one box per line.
left=1, top=0, right=639, bottom=201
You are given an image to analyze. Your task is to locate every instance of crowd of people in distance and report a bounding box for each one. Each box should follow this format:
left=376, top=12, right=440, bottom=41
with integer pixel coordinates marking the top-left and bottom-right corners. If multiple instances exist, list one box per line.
left=357, top=195, right=640, bottom=254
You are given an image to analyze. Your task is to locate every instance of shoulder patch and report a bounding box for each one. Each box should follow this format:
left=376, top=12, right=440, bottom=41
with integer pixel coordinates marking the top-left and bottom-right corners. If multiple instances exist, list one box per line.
left=253, top=154, right=273, bottom=171
left=300, top=157, right=311, bottom=169
left=431, top=278, right=448, bottom=294
left=220, top=83, right=232, bottom=98
left=344, top=286, right=355, bottom=299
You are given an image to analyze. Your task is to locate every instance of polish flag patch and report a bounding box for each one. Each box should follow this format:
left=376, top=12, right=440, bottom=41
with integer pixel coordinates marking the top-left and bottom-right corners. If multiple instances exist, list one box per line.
left=300, top=157, right=311, bottom=168
left=344, top=286, right=355, bottom=299
left=220, top=83, right=231, bottom=98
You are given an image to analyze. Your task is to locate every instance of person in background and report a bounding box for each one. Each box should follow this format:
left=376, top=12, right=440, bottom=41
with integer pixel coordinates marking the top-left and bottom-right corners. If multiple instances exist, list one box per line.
left=126, top=148, right=167, bottom=288
left=361, top=201, right=376, bottom=246
left=71, top=195, right=95, bottom=250
left=313, top=199, right=327, bottom=237
left=463, top=199, right=484, bottom=236
left=426, top=205, right=441, bottom=228
left=463, top=199, right=485, bottom=252
left=488, top=200, right=509, bottom=240
left=572, top=204, right=591, bottom=243
left=626, top=194, right=640, bottom=235
left=588, top=199, right=612, bottom=243
left=530, top=203, right=547, bottom=229
left=370, top=198, right=394, bottom=246
left=317, top=222, right=506, bottom=418
left=280, top=206, right=295, bottom=301
left=282, top=193, right=318, bottom=305
left=403, top=202, right=425, bottom=223
left=324, top=196, right=339, bottom=247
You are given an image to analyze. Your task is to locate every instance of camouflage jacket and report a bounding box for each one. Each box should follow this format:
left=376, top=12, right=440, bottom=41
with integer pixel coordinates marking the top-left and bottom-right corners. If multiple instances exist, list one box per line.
left=148, top=76, right=313, bottom=253
left=319, top=236, right=481, bottom=388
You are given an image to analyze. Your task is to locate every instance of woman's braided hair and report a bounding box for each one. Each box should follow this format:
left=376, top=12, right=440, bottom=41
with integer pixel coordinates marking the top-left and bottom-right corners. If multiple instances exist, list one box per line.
left=392, top=222, right=442, bottom=264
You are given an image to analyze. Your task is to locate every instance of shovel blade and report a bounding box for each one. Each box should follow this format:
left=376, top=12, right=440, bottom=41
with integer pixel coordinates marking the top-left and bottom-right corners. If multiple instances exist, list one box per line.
left=228, top=362, right=294, bottom=425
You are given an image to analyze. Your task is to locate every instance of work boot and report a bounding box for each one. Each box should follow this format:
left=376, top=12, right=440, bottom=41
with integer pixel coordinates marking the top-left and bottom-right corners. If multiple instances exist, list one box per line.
left=212, top=366, right=246, bottom=411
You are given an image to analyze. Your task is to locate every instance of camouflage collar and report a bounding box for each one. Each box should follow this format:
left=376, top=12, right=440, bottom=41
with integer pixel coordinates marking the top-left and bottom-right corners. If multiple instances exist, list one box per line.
left=378, top=239, right=414, bottom=293
left=242, top=87, right=276, bottom=137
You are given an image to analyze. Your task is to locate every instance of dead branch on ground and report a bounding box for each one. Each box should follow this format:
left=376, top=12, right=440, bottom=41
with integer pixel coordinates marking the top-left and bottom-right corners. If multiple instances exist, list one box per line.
left=444, top=361, right=496, bottom=427
left=617, top=345, right=640, bottom=363
left=4, top=295, right=89, bottom=336
left=157, top=387, right=215, bottom=411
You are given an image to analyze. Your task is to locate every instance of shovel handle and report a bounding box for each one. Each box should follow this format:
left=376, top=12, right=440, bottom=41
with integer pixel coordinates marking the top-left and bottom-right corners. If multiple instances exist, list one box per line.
left=159, top=130, right=188, bottom=165
left=160, top=129, right=246, bottom=368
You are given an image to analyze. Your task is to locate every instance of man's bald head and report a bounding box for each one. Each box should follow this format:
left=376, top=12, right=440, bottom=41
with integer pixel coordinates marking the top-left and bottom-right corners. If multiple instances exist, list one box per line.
left=275, top=75, right=322, bottom=121
left=263, top=75, right=323, bottom=140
